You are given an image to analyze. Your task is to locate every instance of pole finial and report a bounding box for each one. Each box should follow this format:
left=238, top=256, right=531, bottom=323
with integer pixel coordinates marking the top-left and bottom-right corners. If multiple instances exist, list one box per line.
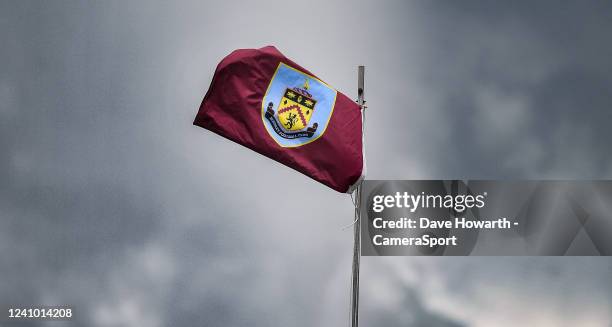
left=358, top=66, right=365, bottom=97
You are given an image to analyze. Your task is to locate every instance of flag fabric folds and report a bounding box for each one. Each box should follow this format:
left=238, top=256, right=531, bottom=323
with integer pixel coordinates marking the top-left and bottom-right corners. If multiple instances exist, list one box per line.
left=194, top=46, right=364, bottom=193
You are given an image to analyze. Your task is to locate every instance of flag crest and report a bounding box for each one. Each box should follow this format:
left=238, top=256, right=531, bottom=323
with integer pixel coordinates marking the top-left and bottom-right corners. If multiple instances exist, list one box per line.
left=262, top=63, right=337, bottom=147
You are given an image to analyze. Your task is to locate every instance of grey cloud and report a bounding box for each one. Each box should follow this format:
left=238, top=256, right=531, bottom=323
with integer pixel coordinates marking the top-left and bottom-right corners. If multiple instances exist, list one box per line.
left=1, top=1, right=612, bottom=326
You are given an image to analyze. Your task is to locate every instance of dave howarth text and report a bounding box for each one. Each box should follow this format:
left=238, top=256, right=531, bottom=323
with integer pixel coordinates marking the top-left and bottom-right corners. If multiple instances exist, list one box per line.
left=372, top=217, right=513, bottom=229
left=370, top=217, right=515, bottom=248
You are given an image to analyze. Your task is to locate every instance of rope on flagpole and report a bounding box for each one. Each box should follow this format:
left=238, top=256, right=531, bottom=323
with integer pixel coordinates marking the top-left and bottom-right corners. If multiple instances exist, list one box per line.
left=341, top=191, right=360, bottom=230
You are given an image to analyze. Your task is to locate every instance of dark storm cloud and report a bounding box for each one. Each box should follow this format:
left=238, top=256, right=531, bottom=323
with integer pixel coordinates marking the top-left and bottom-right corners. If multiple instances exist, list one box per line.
left=1, top=1, right=612, bottom=326
left=362, top=287, right=466, bottom=327
left=401, top=1, right=612, bottom=178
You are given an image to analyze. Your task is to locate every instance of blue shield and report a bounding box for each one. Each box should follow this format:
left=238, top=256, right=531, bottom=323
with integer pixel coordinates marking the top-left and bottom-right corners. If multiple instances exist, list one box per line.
left=261, top=63, right=337, bottom=147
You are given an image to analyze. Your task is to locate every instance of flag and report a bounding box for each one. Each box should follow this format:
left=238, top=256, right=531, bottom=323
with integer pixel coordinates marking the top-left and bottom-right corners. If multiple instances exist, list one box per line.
left=194, top=46, right=364, bottom=193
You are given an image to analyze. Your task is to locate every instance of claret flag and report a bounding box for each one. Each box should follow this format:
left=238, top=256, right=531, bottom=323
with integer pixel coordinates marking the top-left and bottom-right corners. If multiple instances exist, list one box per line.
left=194, top=46, right=364, bottom=193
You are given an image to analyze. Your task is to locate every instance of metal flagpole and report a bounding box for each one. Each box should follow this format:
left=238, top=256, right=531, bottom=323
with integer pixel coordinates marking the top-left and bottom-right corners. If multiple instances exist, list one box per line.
left=350, top=65, right=365, bottom=327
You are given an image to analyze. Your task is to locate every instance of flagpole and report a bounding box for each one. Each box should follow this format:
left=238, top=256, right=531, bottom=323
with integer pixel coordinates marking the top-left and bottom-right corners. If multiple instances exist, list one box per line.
left=350, top=65, right=365, bottom=327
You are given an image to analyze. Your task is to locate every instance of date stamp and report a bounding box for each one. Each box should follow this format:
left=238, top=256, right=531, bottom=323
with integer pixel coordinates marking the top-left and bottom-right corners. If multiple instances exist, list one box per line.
left=3, top=305, right=73, bottom=321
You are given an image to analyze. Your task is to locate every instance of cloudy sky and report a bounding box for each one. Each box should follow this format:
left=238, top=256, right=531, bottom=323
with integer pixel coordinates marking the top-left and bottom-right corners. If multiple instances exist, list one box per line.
left=1, top=1, right=611, bottom=326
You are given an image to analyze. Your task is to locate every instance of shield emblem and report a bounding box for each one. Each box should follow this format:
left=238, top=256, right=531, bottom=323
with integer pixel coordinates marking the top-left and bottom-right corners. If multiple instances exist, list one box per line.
left=277, top=88, right=316, bottom=131
left=261, top=63, right=337, bottom=148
